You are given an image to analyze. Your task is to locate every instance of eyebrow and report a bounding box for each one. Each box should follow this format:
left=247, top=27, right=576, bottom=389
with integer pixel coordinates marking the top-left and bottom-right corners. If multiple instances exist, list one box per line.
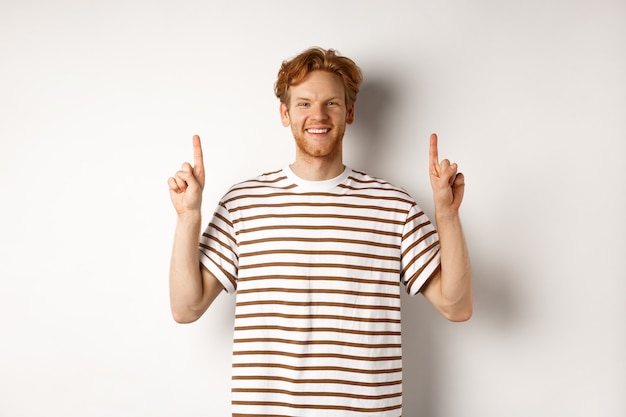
left=293, top=96, right=343, bottom=102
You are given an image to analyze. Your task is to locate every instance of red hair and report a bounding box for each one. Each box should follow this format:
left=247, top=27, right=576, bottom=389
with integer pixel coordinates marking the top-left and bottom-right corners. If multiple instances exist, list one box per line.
left=274, top=47, right=363, bottom=107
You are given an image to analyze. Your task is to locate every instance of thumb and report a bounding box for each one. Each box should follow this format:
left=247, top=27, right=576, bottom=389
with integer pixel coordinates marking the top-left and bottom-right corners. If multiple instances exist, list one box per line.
left=452, top=172, right=466, bottom=202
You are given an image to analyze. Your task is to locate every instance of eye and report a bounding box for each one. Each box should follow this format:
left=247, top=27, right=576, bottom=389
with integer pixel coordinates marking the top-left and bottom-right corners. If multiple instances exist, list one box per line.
left=296, top=102, right=310, bottom=108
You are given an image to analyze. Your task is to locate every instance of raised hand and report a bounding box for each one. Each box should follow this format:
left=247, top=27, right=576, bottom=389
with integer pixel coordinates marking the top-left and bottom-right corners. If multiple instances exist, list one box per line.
left=429, top=133, right=465, bottom=216
left=168, top=135, right=206, bottom=215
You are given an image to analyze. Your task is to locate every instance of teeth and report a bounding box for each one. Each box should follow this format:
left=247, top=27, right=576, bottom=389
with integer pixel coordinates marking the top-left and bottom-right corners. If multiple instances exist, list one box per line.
left=307, top=128, right=329, bottom=134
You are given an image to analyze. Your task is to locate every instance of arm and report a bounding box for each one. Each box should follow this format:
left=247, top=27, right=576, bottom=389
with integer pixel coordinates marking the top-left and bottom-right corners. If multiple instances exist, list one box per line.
left=167, top=135, right=223, bottom=323
left=420, top=133, right=473, bottom=322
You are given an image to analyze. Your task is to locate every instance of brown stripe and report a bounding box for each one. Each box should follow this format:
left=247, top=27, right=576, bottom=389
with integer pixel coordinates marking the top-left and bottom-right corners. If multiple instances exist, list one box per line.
left=236, top=287, right=399, bottom=300
left=200, top=260, right=236, bottom=289
left=232, top=212, right=404, bottom=226
left=229, top=183, right=297, bottom=193
left=199, top=233, right=234, bottom=254
left=401, top=241, right=439, bottom=277
left=233, top=325, right=400, bottom=337
left=234, top=337, right=401, bottom=349
left=232, top=400, right=401, bottom=413
left=239, top=236, right=400, bottom=250
left=213, top=211, right=233, bottom=227
left=347, top=173, right=396, bottom=187
left=231, top=175, right=289, bottom=187
left=225, top=191, right=414, bottom=205
left=401, top=230, right=438, bottom=258
left=235, top=312, right=401, bottom=324
left=405, top=209, right=425, bottom=223
left=204, top=222, right=236, bottom=244
left=239, top=248, right=398, bottom=262
left=236, top=224, right=402, bottom=238
left=232, top=374, right=402, bottom=388
left=238, top=261, right=398, bottom=274
left=233, top=349, right=401, bottom=362
left=232, top=387, right=401, bottom=401
left=230, top=177, right=293, bottom=192
left=402, top=219, right=432, bottom=242
left=406, top=249, right=441, bottom=294
left=232, top=362, right=402, bottom=375
left=232, top=201, right=408, bottom=214
left=199, top=243, right=237, bottom=268
left=338, top=183, right=411, bottom=198
left=238, top=274, right=399, bottom=288
left=348, top=174, right=389, bottom=183
left=235, top=300, right=400, bottom=312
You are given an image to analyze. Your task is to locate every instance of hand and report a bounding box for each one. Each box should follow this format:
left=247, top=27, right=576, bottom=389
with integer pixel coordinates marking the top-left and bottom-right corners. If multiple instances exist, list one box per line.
left=168, top=135, right=206, bottom=215
left=429, top=133, right=465, bottom=215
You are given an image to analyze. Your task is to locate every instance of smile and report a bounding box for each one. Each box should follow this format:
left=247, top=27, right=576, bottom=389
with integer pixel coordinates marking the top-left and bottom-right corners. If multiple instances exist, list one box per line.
left=306, top=128, right=330, bottom=134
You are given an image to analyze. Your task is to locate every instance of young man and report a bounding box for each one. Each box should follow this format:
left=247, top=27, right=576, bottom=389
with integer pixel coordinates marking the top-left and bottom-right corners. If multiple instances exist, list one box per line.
left=168, top=47, right=472, bottom=417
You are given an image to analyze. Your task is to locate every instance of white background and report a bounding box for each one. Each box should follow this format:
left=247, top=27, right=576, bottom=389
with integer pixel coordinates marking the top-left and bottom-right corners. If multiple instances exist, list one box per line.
left=1, top=1, right=624, bottom=416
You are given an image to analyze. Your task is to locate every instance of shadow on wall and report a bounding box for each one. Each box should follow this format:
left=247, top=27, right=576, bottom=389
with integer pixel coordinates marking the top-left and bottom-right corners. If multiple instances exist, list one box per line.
left=402, top=259, right=518, bottom=417
left=400, top=292, right=439, bottom=417
left=351, top=76, right=519, bottom=415
left=471, top=259, right=519, bottom=330
left=348, top=76, right=398, bottom=173
left=349, top=75, right=439, bottom=415
left=346, top=71, right=431, bottom=201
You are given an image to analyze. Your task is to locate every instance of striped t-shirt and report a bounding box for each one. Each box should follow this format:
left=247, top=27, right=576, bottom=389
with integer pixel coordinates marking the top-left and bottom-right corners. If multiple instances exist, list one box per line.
left=199, top=166, right=441, bottom=417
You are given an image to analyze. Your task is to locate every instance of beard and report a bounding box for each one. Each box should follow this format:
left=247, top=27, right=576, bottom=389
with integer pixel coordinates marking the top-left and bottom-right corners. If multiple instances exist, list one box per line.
left=291, top=125, right=346, bottom=160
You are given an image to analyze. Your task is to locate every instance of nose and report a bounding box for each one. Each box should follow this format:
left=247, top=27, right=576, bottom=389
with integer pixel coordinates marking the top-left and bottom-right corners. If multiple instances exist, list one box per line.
left=311, top=103, right=329, bottom=121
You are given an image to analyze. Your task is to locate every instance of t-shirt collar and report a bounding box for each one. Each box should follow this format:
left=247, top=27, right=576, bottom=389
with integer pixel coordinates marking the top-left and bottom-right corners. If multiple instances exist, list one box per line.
left=284, top=165, right=351, bottom=192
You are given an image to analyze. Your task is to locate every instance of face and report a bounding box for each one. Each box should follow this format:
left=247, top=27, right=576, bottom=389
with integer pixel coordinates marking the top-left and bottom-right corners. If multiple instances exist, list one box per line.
left=280, top=70, right=355, bottom=164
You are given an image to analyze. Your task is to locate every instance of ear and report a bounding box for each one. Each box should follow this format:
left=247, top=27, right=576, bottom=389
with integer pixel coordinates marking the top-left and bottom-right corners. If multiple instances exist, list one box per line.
left=280, top=102, right=290, bottom=127
left=346, top=103, right=355, bottom=125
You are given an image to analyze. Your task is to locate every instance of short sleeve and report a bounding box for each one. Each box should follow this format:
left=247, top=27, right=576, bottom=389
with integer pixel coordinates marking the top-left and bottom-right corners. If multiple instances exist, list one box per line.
left=198, top=200, right=239, bottom=294
left=401, top=203, right=441, bottom=296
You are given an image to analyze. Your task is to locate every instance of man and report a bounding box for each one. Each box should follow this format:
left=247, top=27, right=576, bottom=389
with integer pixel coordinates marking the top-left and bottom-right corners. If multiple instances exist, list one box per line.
left=168, top=47, right=472, bottom=417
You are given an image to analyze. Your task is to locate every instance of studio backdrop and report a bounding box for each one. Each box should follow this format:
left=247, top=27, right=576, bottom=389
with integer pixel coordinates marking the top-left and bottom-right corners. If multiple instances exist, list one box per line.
left=1, top=1, right=624, bottom=416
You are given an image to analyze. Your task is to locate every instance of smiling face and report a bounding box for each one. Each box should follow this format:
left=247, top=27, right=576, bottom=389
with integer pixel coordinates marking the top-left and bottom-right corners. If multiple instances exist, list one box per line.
left=280, top=70, right=355, bottom=169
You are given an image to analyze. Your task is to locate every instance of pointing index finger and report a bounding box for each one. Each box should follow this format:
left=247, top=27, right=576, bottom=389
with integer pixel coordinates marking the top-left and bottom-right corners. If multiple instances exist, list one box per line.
left=192, top=134, right=205, bottom=185
left=429, top=133, right=439, bottom=175
left=192, top=134, right=204, bottom=168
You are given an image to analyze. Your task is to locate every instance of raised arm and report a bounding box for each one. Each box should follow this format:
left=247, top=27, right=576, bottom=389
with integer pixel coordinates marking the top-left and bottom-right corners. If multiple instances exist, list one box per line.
left=420, top=133, right=473, bottom=322
left=168, top=135, right=223, bottom=323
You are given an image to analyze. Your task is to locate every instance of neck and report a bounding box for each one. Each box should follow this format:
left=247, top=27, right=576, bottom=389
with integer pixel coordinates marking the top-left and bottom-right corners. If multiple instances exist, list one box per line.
left=290, top=153, right=345, bottom=181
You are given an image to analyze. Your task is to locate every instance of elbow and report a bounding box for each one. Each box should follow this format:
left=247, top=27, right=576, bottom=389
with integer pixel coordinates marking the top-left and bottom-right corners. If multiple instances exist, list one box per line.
left=171, top=307, right=202, bottom=324
left=444, top=306, right=473, bottom=322
left=439, top=298, right=473, bottom=322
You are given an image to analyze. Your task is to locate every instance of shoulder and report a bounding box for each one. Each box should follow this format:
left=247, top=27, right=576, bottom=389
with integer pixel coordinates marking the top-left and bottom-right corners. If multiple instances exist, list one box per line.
left=345, top=168, right=415, bottom=201
left=236, top=168, right=289, bottom=188
left=219, top=168, right=294, bottom=202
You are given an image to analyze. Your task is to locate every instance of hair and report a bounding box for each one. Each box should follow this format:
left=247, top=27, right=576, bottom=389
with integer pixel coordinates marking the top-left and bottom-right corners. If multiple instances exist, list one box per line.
left=274, top=47, right=363, bottom=107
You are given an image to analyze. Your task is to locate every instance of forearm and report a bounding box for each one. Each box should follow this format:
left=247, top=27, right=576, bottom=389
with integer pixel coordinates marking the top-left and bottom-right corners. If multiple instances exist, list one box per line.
left=423, top=133, right=472, bottom=321
left=169, top=210, right=205, bottom=322
left=434, top=211, right=473, bottom=320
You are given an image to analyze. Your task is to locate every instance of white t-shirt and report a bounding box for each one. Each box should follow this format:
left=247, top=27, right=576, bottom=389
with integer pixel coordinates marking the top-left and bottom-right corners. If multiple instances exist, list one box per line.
left=199, top=166, right=440, bottom=417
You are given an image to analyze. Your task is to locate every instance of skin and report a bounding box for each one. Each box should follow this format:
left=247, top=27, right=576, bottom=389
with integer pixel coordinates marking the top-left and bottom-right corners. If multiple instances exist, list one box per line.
left=279, top=71, right=354, bottom=181
left=167, top=135, right=222, bottom=323
left=168, top=70, right=472, bottom=323
left=421, top=133, right=473, bottom=321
